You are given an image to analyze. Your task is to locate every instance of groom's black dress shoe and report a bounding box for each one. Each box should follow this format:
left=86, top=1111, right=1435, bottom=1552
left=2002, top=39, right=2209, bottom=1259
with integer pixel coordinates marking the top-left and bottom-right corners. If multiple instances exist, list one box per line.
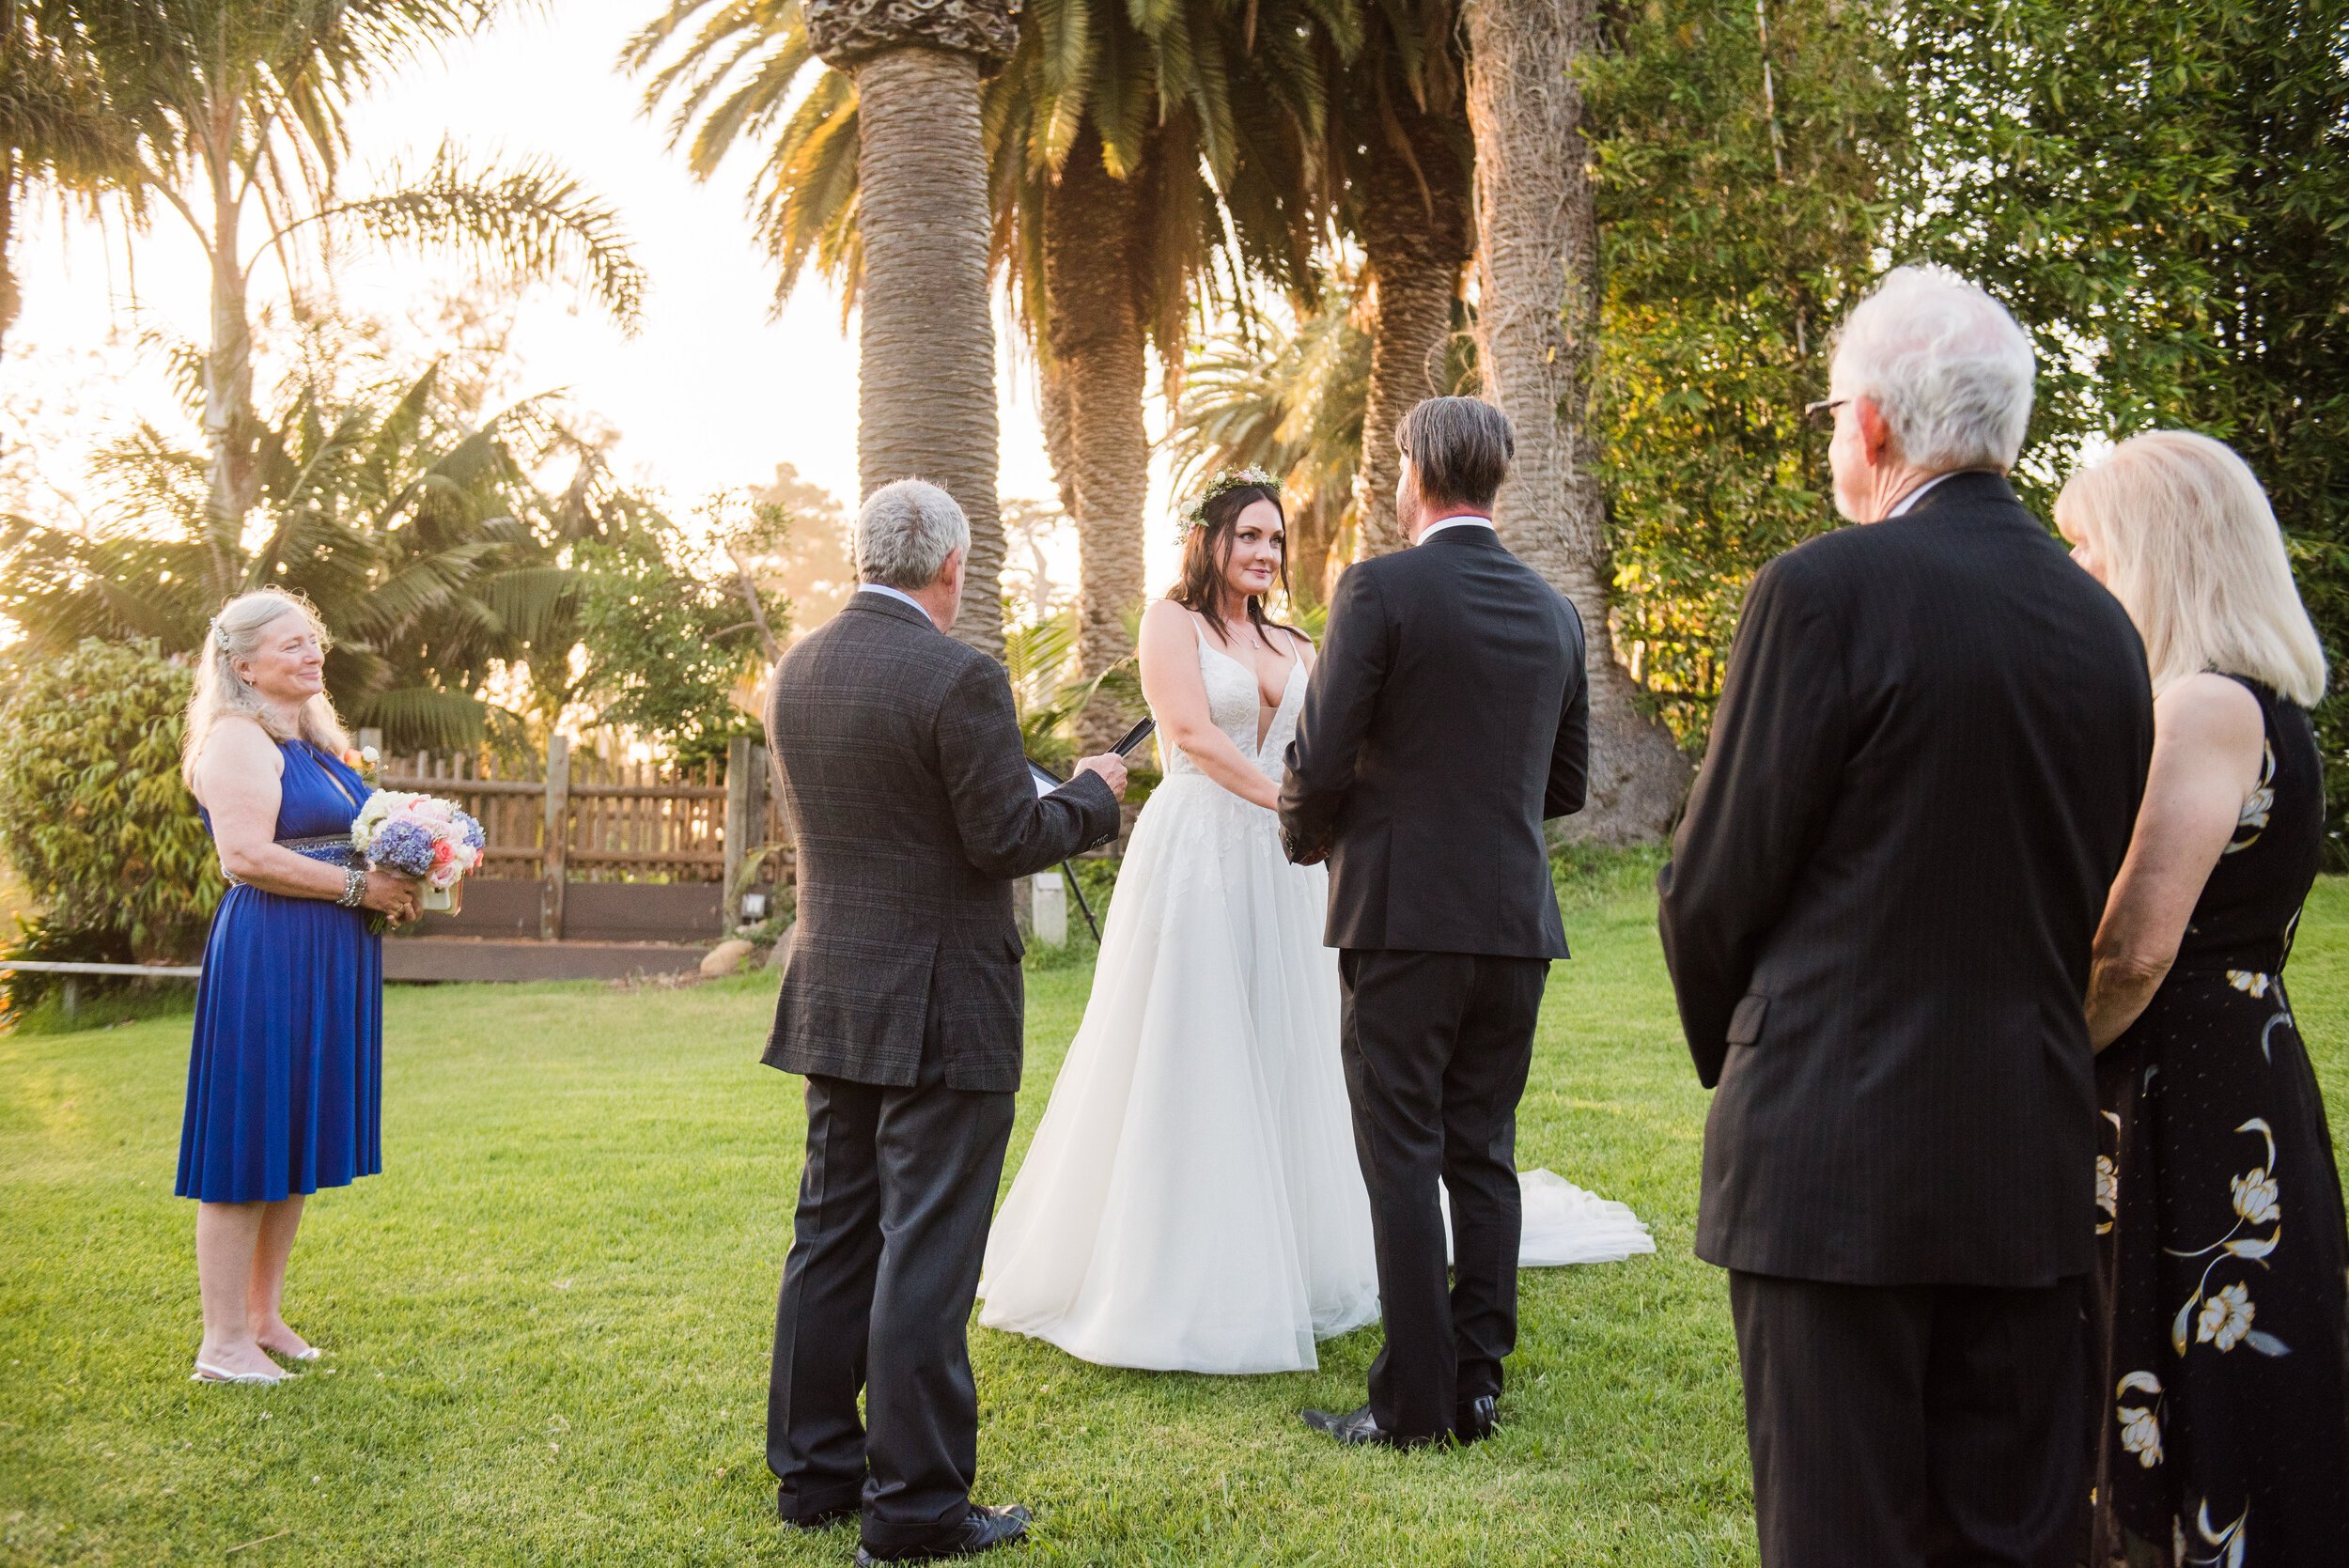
left=1300, top=1404, right=1437, bottom=1451
left=853, top=1503, right=1032, bottom=1563
left=1453, top=1395, right=1501, bottom=1445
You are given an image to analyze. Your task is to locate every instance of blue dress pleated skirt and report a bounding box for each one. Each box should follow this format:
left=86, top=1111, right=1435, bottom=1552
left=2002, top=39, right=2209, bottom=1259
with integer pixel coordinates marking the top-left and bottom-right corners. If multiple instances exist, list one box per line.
left=176, top=740, right=383, bottom=1204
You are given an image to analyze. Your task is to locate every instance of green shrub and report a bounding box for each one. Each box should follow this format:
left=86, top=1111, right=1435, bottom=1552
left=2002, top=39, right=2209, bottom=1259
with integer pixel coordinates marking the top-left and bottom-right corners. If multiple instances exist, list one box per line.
left=0, top=640, right=222, bottom=968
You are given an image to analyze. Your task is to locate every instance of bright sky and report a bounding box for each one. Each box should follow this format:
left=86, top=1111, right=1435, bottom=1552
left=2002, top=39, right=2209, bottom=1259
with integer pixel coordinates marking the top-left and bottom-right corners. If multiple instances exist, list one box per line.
left=1, top=0, right=1178, bottom=590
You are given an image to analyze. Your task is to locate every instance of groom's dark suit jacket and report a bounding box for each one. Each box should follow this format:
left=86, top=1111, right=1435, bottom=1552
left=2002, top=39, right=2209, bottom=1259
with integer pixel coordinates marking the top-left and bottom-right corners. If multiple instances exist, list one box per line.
left=763, top=591, right=1121, bottom=1093
left=1658, top=472, right=2154, bottom=1288
left=1279, top=522, right=1589, bottom=956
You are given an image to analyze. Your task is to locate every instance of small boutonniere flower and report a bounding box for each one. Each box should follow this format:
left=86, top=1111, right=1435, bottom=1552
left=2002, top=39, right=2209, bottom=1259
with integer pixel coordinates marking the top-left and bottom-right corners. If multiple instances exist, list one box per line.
left=342, top=744, right=381, bottom=782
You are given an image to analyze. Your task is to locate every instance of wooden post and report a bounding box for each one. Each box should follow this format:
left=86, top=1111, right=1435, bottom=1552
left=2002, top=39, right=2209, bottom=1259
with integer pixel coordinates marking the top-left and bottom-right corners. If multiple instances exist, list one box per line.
left=723, top=734, right=754, bottom=927
left=541, top=734, right=570, bottom=940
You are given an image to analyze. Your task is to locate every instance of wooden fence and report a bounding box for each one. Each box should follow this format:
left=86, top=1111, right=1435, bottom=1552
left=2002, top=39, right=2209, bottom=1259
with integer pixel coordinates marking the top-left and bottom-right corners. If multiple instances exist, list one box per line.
left=360, top=732, right=790, bottom=942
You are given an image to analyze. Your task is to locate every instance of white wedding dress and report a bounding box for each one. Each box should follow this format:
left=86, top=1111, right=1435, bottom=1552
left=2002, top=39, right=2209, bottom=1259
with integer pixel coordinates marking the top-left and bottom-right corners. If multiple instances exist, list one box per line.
left=977, top=623, right=1652, bottom=1374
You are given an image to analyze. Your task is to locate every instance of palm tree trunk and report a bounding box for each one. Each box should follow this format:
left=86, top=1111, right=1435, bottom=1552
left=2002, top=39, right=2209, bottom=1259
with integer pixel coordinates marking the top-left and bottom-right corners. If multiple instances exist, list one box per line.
left=1465, top=0, right=1689, bottom=842
left=1353, top=102, right=1473, bottom=563
left=1038, top=358, right=1079, bottom=518
left=1286, top=496, right=1340, bottom=609
left=202, top=149, right=257, bottom=603
left=850, top=46, right=1004, bottom=659
left=1046, top=132, right=1150, bottom=753
left=0, top=155, right=20, bottom=360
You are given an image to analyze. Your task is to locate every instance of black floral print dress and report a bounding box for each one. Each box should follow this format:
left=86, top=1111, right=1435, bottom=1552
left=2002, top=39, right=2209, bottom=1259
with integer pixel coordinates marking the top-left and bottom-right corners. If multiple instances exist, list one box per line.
left=2092, top=675, right=2349, bottom=1566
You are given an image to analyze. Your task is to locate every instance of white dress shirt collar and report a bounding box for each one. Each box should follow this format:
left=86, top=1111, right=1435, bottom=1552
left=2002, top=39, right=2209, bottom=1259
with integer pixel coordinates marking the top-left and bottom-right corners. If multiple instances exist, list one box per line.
left=1416, top=514, right=1497, bottom=546
left=856, top=582, right=937, bottom=629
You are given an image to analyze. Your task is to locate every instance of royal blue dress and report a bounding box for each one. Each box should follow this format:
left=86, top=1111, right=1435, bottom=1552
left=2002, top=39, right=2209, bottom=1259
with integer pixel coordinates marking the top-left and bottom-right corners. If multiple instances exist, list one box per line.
left=176, top=739, right=383, bottom=1203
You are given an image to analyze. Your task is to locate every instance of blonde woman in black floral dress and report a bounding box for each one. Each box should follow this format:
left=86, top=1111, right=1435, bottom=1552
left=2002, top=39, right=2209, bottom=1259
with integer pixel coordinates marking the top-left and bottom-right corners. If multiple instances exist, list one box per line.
left=2060, top=430, right=2349, bottom=1566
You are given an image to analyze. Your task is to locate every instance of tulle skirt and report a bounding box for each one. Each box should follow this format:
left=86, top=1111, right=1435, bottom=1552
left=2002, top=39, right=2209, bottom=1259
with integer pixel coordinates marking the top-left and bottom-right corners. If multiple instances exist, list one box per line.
left=981, top=774, right=1378, bottom=1373
left=979, top=774, right=1654, bottom=1374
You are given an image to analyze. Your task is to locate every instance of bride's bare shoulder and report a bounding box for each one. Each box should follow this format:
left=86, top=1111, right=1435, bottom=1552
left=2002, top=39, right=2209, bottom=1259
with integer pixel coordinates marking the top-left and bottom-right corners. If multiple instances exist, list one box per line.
left=1140, top=598, right=1204, bottom=647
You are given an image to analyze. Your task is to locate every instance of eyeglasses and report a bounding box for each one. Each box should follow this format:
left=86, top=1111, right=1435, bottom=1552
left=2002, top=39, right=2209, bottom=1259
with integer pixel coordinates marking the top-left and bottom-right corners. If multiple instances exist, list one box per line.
left=1803, top=398, right=1850, bottom=427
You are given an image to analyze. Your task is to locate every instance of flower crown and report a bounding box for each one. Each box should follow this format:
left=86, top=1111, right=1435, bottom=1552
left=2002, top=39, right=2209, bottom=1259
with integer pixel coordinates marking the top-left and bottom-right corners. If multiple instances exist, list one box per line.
left=1177, top=466, right=1282, bottom=546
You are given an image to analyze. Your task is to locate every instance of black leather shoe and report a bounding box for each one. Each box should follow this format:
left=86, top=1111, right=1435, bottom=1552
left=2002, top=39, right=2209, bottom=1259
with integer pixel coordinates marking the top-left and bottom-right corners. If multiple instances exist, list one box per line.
left=854, top=1503, right=1032, bottom=1563
left=1453, top=1395, right=1501, bottom=1445
left=778, top=1496, right=858, bottom=1532
left=1300, top=1403, right=1437, bottom=1450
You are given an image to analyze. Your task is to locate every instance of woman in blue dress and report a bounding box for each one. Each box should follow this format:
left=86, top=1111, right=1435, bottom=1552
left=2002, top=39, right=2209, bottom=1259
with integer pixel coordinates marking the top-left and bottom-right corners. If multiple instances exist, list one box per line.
left=177, top=589, right=420, bottom=1384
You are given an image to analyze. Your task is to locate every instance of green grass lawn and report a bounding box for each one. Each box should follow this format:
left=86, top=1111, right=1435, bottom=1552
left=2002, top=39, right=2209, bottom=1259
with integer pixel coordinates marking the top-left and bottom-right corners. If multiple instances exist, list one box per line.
left=8, top=879, right=2349, bottom=1566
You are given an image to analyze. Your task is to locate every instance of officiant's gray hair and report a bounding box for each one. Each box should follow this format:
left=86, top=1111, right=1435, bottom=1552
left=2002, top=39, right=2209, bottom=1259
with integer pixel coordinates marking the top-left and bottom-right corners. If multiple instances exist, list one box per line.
left=856, top=479, right=971, bottom=591
left=180, top=588, right=352, bottom=790
left=1833, top=267, right=2035, bottom=474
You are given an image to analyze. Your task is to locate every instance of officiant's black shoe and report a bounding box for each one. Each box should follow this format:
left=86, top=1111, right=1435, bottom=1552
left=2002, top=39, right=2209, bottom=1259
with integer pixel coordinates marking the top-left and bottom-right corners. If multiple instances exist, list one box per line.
left=1453, top=1395, right=1501, bottom=1445
left=1300, top=1403, right=1433, bottom=1451
left=853, top=1503, right=1032, bottom=1563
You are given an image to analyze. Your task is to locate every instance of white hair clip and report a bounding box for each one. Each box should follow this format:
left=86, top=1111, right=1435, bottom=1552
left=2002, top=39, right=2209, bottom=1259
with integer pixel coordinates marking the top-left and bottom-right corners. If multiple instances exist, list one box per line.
left=210, top=618, right=230, bottom=653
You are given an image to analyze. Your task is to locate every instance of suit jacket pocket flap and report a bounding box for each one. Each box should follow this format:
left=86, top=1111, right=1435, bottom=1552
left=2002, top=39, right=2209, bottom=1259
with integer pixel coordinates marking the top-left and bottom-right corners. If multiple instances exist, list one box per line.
left=1726, top=993, right=1769, bottom=1046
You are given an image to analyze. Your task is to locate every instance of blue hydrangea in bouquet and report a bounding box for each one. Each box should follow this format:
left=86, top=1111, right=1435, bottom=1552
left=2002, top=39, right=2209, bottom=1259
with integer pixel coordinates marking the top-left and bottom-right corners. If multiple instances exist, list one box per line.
left=349, top=791, right=488, bottom=912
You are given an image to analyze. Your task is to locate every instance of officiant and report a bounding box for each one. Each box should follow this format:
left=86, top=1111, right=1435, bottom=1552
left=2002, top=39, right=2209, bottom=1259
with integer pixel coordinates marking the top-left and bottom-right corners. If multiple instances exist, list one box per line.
left=760, top=479, right=1128, bottom=1563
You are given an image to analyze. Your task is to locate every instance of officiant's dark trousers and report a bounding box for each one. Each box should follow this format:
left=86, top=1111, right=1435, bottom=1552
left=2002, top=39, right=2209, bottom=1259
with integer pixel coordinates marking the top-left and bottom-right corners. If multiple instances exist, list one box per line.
left=1728, top=1270, right=2089, bottom=1568
left=1339, top=948, right=1549, bottom=1441
left=767, top=1032, right=1015, bottom=1554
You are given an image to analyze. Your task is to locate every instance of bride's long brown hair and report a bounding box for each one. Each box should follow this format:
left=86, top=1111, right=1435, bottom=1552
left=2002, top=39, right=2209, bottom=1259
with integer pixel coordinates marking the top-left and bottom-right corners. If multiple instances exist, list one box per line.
left=1170, top=482, right=1300, bottom=646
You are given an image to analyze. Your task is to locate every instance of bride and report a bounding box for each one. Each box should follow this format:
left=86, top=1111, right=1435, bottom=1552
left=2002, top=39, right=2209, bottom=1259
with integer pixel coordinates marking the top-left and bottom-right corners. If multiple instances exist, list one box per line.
left=978, top=471, right=1648, bottom=1374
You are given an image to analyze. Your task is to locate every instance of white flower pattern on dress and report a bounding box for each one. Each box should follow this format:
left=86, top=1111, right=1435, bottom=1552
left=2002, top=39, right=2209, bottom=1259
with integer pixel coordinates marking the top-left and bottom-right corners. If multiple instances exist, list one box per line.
left=2115, top=1370, right=2164, bottom=1468
left=2166, top=1121, right=2292, bottom=1359
left=2226, top=970, right=2273, bottom=998
left=2232, top=1166, right=2281, bottom=1227
left=2179, top=1498, right=2248, bottom=1566
left=2196, top=1281, right=2257, bottom=1353
left=2097, top=1155, right=2120, bottom=1235
left=2222, top=740, right=2276, bottom=855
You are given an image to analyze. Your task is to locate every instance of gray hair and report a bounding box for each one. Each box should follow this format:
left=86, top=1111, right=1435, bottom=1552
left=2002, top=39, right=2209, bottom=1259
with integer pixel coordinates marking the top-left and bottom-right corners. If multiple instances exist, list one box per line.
left=1832, top=267, right=2036, bottom=474
left=180, top=587, right=351, bottom=790
left=855, top=479, right=970, bottom=590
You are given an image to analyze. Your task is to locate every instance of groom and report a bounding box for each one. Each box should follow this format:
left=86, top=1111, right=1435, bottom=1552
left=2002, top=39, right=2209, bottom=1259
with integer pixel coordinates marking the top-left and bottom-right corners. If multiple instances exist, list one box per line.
left=1281, top=396, right=1590, bottom=1448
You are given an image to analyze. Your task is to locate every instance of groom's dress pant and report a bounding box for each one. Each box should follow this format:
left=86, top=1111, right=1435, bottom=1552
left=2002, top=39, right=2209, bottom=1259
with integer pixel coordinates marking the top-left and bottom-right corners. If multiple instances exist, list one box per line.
left=1728, top=1270, right=2088, bottom=1568
left=767, top=1025, right=1015, bottom=1555
left=1339, top=947, right=1548, bottom=1441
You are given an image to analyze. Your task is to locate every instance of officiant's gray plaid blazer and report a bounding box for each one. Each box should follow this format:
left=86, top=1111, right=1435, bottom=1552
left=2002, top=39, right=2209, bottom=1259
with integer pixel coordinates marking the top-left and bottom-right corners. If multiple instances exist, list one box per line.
left=762, top=591, right=1121, bottom=1093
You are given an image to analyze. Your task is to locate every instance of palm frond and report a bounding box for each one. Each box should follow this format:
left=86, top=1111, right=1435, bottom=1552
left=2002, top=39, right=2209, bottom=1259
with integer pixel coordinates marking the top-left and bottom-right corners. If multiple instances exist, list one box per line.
left=320, top=142, right=646, bottom=334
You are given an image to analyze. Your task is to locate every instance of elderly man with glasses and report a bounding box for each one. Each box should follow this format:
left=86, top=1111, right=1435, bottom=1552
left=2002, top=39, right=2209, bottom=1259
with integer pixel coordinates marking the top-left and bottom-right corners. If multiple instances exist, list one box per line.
left=1659, top=269, right=2155, bottom=1566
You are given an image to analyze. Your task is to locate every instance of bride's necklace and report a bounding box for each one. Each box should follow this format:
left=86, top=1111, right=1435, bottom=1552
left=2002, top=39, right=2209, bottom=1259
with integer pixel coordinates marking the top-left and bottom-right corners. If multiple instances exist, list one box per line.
left=1217, top=608, right=1268, bottom=656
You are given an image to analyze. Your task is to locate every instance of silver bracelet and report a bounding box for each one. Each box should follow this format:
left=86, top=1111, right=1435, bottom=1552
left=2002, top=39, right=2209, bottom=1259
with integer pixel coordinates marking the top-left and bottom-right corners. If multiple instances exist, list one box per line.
left=336, top=864, right=367, bottom=908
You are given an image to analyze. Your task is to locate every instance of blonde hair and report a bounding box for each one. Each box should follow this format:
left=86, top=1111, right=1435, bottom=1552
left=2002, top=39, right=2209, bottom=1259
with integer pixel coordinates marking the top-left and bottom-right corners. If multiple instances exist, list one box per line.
left=180, top=588, right=353, bottom=790
left=2056, top=430, right=2326, bottom=706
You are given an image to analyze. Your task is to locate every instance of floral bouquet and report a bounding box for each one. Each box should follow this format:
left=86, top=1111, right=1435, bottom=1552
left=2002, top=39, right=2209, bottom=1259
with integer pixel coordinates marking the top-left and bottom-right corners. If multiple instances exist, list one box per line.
left=350, top=791, right=488, bottom=913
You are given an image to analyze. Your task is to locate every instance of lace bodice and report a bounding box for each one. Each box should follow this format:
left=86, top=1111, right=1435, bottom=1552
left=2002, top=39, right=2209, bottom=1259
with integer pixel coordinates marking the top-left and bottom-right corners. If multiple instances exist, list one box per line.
left=1161, top=629, right=1304, bottom=785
